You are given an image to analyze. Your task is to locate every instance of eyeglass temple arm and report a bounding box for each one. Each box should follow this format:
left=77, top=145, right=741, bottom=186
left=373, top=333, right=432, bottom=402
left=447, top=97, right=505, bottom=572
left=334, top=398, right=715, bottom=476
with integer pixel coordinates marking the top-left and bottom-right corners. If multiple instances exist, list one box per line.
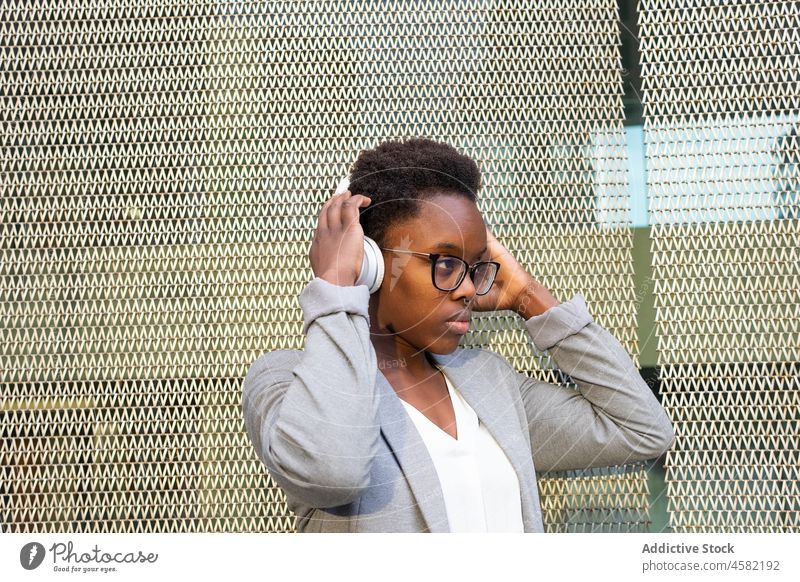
left=380, top=248, right=432, bottom=258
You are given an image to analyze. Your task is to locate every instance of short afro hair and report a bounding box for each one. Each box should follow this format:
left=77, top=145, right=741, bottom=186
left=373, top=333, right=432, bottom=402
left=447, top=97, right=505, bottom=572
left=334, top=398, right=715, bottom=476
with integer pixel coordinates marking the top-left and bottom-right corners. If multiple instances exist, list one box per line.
left=348, top=138, right=481, bottom=247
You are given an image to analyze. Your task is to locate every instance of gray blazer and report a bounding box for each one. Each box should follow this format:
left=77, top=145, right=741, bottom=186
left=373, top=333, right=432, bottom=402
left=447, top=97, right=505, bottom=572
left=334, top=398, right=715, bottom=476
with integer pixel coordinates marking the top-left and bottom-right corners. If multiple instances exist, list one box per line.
left=242, top=277, right=675, bottom=532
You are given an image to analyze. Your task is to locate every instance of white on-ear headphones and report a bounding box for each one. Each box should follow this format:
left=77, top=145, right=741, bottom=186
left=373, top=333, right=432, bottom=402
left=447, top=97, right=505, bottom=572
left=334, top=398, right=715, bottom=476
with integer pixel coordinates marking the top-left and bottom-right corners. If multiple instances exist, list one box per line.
left=335, top=175, right=385, bottom=294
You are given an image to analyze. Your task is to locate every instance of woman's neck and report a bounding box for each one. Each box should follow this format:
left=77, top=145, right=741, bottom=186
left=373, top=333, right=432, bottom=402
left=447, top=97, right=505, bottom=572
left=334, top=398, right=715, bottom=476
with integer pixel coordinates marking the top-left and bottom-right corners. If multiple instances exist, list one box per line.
left=370, top=336, right=439, bottom=381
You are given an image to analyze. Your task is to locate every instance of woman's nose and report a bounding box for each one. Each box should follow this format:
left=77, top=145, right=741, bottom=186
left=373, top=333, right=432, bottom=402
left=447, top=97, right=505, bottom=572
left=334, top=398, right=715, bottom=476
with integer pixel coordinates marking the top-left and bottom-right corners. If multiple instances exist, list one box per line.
left=452, top=271, right=478, bottom=302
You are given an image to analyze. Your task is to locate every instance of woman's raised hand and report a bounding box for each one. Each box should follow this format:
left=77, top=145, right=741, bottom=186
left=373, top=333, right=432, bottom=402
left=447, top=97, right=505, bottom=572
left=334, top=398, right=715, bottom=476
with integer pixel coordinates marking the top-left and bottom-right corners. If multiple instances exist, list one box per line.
left=309, top=189, right=372, bottom=287
left=468, top=226, right=560, bottom=317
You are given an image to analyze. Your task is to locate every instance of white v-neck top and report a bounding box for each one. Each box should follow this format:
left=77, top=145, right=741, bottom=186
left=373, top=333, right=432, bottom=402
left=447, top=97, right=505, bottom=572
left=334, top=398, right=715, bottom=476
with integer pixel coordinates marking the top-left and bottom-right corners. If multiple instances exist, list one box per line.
left=399, top=367, right=525, bottom=532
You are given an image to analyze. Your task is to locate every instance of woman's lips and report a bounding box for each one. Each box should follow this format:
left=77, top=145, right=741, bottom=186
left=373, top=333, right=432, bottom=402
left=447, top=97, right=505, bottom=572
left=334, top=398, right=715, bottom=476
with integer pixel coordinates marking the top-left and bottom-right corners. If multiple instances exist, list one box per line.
left=445, top=320, right=470, bottom=335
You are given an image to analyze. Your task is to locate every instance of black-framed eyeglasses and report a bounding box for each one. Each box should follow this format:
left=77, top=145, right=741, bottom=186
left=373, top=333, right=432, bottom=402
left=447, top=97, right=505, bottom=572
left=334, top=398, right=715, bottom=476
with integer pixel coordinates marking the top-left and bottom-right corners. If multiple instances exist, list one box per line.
left=381, top=247, right=500, bottom=296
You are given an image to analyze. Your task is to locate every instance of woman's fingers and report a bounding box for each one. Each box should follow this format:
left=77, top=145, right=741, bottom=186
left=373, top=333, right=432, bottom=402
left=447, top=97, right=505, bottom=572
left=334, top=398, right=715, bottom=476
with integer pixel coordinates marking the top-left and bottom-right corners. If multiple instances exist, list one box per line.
left=313, top=190, right=372, bottom=248
left=309, top=190, right=372, bottom=285
left=340, top=194, right=371, bottom=229
left=318, top=190, right=347, bottom=231
left=484, top=226, right=506, bottom=262
left=326, top=191, right=347, bottom=231
left=324, top=192, right=371, bottom=231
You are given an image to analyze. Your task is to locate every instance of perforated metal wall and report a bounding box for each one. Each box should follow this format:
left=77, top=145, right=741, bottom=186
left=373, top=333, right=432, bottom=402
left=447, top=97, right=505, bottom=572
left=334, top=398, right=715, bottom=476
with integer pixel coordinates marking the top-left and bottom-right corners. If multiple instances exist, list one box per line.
left=638, top=0, right=800, bottom=532
left=3, top=0, right=795, bottom=534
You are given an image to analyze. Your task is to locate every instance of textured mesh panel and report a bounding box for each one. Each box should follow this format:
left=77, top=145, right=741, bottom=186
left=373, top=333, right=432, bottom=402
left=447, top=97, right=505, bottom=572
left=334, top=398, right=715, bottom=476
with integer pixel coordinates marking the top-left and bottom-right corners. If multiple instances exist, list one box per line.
left=638, top=0, right=800, bottom=532
left=2, top=0, right=650, bottom=532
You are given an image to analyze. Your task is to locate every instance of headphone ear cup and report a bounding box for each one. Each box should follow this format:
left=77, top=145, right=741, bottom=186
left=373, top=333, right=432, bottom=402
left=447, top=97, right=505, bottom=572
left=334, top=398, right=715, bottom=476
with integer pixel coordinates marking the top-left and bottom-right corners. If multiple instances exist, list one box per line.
left=356, top=236, right=384, bottom=294
left=333, top=174, right=381, bottom=292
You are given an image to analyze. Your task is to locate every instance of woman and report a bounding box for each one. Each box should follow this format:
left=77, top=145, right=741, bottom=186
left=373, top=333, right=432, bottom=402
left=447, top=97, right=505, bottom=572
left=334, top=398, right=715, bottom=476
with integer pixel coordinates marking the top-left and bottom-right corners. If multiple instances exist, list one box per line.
left=242, top=138, right=675, bottom=532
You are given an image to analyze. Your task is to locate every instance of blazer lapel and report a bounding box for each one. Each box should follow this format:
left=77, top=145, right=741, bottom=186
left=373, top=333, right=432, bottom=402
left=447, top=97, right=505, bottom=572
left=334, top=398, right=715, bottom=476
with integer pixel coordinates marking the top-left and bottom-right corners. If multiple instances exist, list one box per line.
left=375, top=370, right=451, bottom=533
left=430, top=350, right=544, bottom=532
left=377, top=349, right=544, bottom=533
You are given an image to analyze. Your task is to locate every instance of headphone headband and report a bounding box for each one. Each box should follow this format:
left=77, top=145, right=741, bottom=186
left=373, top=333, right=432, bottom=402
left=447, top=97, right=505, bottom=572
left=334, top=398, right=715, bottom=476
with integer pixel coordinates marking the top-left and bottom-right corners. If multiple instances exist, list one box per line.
left=335, top=175, right=351, bottom=195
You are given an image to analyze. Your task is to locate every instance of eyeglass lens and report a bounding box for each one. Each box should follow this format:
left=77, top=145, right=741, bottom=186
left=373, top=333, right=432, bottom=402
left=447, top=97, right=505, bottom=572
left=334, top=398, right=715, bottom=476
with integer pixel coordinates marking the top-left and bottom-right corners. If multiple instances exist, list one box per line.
left=434, top=257, right=496, bottom=294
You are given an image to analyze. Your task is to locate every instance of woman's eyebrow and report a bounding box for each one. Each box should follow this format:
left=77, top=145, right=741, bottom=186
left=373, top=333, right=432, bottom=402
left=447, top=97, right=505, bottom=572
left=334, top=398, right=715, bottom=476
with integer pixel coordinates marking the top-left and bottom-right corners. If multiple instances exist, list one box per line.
left=433, top=242, right=488, bottom=259
left=433, top=242, right=461, bottom=252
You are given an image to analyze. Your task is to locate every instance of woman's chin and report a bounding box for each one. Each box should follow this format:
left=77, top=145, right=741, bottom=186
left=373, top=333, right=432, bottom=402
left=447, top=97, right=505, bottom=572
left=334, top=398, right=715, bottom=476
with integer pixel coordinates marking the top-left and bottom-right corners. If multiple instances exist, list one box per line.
left=426, top=338, right=462, bottom=355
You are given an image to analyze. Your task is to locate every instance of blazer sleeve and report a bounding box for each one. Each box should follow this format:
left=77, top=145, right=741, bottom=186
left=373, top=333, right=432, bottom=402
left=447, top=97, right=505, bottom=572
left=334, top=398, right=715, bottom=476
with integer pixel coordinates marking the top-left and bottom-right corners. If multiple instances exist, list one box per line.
left=516, top=294, right=676, bottom=473
left=241, top=277, right=380, bottom=508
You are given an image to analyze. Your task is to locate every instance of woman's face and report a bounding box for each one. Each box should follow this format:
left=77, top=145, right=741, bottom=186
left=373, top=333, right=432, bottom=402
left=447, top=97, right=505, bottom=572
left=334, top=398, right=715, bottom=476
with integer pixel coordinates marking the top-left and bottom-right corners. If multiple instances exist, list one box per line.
left=372, top=192, right=488, bottom=355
